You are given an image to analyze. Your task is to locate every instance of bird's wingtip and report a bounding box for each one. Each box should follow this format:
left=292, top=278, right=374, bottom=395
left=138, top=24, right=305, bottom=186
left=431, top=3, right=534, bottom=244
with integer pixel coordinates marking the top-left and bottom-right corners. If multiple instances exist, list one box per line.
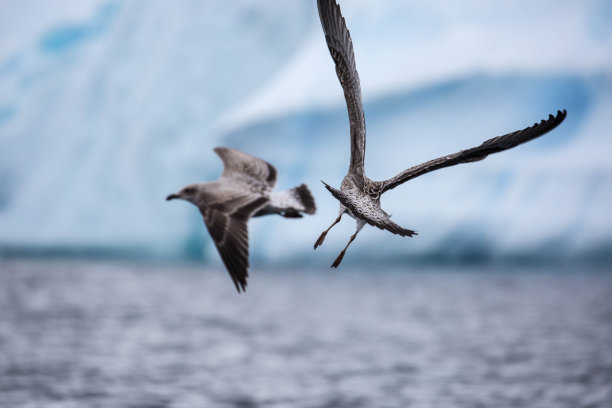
left=234, top=280, right=247, bottom=294
left=321, top=181, right=337, bottom=194
left=554, top=109, right=567, bottom=124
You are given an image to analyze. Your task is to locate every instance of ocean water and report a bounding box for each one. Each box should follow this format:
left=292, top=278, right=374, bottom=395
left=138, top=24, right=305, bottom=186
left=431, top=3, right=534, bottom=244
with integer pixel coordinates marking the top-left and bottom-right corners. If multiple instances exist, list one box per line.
left=1, top=260, right=611, bottom=408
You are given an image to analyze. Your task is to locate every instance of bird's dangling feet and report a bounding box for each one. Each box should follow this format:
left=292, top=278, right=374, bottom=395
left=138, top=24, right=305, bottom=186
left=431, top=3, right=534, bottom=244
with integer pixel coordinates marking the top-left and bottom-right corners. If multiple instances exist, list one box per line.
left=330, top=229, right=360, bottom=268
left=314, top=214, right=343, bottom=249
left=331, top=250, right=347, bottom=268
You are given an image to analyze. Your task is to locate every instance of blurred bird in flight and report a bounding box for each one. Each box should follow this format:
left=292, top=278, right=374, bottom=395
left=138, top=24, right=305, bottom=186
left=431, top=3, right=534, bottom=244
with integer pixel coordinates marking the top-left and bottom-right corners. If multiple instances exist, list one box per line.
left=167, top=147, right=316, bottom=292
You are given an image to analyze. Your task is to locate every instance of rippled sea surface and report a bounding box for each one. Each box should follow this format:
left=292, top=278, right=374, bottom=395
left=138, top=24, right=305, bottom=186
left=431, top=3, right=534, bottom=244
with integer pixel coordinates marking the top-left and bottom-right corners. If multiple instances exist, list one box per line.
left=1, top=260, right=611, bottom=408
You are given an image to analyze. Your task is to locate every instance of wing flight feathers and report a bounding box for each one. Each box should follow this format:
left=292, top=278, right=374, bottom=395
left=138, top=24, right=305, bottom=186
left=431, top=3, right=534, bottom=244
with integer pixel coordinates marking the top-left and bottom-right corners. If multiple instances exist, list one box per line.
left=378, top=110, right=567, bottom=193
left=214, top=147, right=277, bottom=189
left=317, top=0, right=366, bottom=182
left=202, top=195, right=269, bottom=292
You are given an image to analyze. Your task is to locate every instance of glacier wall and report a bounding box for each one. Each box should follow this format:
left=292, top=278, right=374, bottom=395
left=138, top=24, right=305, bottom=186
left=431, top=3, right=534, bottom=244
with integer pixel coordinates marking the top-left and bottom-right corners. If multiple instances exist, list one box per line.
left=1, top=0, right=611, bottom=264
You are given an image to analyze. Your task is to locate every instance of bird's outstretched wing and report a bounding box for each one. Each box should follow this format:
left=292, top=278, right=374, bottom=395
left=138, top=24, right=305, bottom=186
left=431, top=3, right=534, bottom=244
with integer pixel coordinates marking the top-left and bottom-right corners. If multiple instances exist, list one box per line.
left=376, top=110, right=567, bottom=194
left=318, top=0, right=366, bottom=186
left=201, top=194, right=269, bottom=292
left=214, top=147, right=277, bottom=190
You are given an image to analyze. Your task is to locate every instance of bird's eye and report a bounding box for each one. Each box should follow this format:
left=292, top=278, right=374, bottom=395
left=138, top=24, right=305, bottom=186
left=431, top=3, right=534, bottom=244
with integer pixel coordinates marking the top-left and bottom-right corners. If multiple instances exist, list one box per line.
left=184, top=188, right=195, bottom=194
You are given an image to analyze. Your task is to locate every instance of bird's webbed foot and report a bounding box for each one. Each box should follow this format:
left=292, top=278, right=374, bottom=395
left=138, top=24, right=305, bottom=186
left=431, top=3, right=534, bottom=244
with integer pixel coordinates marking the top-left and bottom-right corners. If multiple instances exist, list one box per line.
left=314, top=231, right=328, bottom=249
left=331, top=250, right=347, bottom=268
left=330, top=228, right=360, bottom=268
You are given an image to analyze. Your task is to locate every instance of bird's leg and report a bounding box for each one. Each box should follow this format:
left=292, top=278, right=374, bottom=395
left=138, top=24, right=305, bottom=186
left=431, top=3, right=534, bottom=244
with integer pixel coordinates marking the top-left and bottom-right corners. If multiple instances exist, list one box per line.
left=314, top=214, right=343, bottom=249
left=331, top=221, right=365, bottom=268
left=331, top=230, right=360, bottom=268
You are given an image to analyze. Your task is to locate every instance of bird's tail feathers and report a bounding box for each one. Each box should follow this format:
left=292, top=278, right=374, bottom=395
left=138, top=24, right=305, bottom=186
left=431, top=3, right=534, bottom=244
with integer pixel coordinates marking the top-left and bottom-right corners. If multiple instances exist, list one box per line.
left=261, top=184, right=316, bottom=218
left=289, top=184, right=317, bottom=215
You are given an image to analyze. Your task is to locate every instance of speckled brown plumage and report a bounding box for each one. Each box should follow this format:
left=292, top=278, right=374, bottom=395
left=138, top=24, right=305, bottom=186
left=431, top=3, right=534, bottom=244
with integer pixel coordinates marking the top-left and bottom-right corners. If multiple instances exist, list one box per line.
left=315, top=0, right=567, bottom=268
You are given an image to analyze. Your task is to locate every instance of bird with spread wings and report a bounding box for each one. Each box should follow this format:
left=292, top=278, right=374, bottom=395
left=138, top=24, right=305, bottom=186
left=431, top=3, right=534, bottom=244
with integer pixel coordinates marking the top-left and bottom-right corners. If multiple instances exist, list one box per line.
left=167, top=147, right=316, bottom=292
left=314, top=0, right=567, bottom=267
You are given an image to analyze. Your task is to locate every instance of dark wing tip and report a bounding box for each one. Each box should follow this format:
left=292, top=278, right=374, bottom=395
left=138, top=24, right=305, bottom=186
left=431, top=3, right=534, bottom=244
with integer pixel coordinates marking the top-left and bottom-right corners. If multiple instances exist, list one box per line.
left=520, top=108, right=567, bottom=133
left=213, top=146, right=226, bottom=156
left=235, top=279, right=247, bottom=293
left=266, top=162, right=278, bottom=185
left=481, top=108, right=567, bottom=149
left=321, top=180, right=342, bottom=197
left=533, top=108, right=567, bottom=132
left=546, top=109, right=566, bottom=123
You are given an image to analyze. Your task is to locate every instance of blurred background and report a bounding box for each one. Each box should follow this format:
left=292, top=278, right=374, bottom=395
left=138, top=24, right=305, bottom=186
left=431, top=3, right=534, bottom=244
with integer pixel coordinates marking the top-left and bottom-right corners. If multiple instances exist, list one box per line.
left=1, top=1, right=611, bottom=407
left=1, top=0, right=611, bottom=264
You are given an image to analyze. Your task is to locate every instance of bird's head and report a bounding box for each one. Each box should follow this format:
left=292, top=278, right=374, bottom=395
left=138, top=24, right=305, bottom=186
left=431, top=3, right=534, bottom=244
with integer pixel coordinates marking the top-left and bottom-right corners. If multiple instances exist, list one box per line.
left=166, top=183, right=202, bottom=205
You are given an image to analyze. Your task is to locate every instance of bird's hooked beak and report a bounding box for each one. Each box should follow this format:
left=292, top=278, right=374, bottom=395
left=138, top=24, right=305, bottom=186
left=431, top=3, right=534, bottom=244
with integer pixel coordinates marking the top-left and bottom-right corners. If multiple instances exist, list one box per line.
left=166, top=193, right=179, bottom=201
